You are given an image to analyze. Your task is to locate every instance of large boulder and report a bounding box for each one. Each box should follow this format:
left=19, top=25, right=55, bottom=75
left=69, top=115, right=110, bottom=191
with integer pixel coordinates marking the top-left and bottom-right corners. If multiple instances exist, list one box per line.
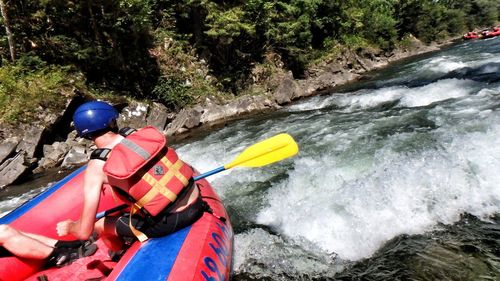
left=0, top=138, right=19, bottom=165
left=273, top=73, right=305, bottom=105
left=0, top=125, right=46, bottom=187
left=166, top=95, right=277, bottom=136
left=16, top=125, right=45, bottom=159
left=37, top=142, right=71, bottom=170
left=117, top=101, right=149, bottom=129
left=166, top=107, right=204, bottom=135
left=0, top=152, right=29, bottom=188
left=146, top=102, right=174, bottom=131
left=300, top=65, right=361, bottom=96
left=117, top=101, right=173, bottom=131
left=227, top=95, right=276, bottom=116
left=61, top=146, right=88, bottom=168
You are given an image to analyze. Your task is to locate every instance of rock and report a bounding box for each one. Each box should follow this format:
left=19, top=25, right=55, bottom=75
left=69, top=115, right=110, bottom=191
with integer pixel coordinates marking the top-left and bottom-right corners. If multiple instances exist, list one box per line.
left=146, top=102, right=173, bottom=131
left=117, top=101, right=174, bottom=132
left=0, top=153, right=29, bottom=188
left=232, top=95, right=276, bottom=115
left=301, top=70, right=360, bottom=96
left=16, top=125, right=45, bottom=159
left=166, top=94, right=277, bottom=137
left=273, top=74, right=305, bottom=105
left=38, top=142, right=71, bottom=170
left=117, top=101, right=149, bottom=129
left=61, top=146, right=88, bottom=168
left=0, top=138, right=19, bottom=165
left=166, top=107, right=203, bottom=135
left=199, top=103, right=227, bottom=124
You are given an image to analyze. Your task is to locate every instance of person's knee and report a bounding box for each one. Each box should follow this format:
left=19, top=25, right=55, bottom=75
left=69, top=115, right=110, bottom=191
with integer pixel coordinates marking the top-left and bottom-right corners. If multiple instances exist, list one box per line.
left=0, top=224, right=18, bottom=243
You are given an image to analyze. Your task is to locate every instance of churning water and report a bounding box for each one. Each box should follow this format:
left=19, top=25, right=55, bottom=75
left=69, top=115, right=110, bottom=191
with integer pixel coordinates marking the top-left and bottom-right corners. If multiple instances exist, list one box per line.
left=2, top=38, right=499, bottom=280
left=178, top=38, right=500, bottom=280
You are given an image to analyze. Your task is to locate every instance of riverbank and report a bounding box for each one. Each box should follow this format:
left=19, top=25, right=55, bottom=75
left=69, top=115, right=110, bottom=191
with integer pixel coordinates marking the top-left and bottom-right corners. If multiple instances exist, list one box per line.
left=0, top=35, right=460, bottom=188
left=165, top=35, right=460, bottom=140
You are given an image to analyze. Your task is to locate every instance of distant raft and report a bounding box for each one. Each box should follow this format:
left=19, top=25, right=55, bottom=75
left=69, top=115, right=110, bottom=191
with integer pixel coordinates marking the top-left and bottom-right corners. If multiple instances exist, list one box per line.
left=0, top=166, right=234, bottom=281
left=463, top=27, right=500, bottom=40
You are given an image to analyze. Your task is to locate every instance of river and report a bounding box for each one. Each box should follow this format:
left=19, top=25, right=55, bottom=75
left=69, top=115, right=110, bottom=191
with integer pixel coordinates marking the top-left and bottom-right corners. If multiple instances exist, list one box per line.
left=2, top=37, right=499, bottom=280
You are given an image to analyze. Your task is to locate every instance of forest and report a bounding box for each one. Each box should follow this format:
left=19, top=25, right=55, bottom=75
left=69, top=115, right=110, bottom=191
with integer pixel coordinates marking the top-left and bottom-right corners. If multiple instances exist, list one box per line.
left=0, top=0, right=499, bottom=123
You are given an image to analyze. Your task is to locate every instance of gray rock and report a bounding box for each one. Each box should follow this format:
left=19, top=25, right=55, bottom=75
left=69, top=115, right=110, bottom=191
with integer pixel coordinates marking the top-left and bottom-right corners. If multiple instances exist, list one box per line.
left=273, top=75, right=305, bottom=105
left=0, top=153, right=29, bottom=188
left=199, top=103, right=227, bottom=124
left=233, top=95, right=276, bottom=115
left=166, top=107, right=203, bottom=135
left=117, top=101, right=175, bottom=132
left=38, top=142, right=71, bottom=170
left=0, top=138, right=19, bottom=165
left=146, top=102, right=173, bottom=131
left=61, top=146, right=88, bottom=168
left=16, top=125, right=45, bottom=159
left=117, top=101, right=149, bottom=129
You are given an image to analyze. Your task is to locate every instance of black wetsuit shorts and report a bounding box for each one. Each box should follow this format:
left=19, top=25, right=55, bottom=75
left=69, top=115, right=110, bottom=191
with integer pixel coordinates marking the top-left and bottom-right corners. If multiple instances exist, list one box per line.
left=114, top=195, right=205, bottom=239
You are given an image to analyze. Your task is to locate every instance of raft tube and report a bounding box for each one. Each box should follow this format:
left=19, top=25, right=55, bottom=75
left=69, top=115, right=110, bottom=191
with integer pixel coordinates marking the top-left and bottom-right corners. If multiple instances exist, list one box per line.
left=0, top=166, right=233, bottom=281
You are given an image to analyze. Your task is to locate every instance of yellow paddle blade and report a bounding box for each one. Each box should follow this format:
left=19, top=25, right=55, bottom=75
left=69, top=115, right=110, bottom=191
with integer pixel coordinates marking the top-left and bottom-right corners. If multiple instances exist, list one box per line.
left=225, top=133, right=299, bottom=169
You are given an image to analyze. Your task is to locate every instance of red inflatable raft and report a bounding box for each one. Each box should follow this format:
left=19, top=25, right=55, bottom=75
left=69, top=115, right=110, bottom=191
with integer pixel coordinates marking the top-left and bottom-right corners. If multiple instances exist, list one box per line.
left=462, top=31, right=479, bottom=40
left=0, top=166, right=233, bottom=281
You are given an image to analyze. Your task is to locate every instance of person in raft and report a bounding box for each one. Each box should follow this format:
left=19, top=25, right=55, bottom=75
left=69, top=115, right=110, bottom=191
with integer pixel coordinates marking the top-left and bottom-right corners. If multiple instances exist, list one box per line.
left=57, top=100, right=205, bottom=254
left=0, top=100, right=205, bottom=266
left=0, top=227, right=97, bottom=267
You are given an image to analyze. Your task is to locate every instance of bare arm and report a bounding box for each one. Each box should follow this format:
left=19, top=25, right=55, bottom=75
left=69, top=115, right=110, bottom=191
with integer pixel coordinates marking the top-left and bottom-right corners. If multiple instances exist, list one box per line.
left=57, top=160, right=106, bottom=240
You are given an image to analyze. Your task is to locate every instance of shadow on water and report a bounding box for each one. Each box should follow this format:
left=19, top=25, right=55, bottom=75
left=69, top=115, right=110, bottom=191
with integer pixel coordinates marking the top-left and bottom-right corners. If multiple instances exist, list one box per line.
left=441, top=62, right=500, bottom=83
left=334, top=214, right=500, bottom=281
left=345, top=61, right=500, bottom=92
left=0, top=168, right=74, bottom=201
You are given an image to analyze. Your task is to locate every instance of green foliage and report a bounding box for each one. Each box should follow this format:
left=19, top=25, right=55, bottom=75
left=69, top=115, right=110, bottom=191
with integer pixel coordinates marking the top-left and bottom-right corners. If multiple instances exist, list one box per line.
left=151, top=76, right=192, bottom=110
left=342, top=35, right=372, bottom=51
left=0, top=61, right=84, bottom=123
left=0, top=0, right=498, bottom=115
left=361, top=0, right=398, bottom=50
left=1, top=0, right=159, bottom=94
left=151, top=31, right=219, bottom=106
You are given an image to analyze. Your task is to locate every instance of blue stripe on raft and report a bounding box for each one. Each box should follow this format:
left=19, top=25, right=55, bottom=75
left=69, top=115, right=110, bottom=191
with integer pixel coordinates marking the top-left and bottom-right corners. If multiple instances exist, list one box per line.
left=0, top=165, right=86, bottom=224
left=115, top=226, right=191, bottom=281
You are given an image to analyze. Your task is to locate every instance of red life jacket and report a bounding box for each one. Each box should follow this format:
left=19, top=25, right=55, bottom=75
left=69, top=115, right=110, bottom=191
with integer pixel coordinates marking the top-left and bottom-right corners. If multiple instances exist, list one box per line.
left=98, top=126, right=194, bottom=217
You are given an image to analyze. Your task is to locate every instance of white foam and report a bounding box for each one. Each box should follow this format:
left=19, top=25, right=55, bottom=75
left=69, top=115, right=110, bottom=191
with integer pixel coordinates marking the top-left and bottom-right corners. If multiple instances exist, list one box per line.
left=335, top=87, right=403, bottom=110
left=234, top=228, right=341, bottom=278
left=256, top=112, right=500, bottom=261
left=287, top=95, right=333, bottom=112
left=314, top=79, right=478, bottom=112
left=398, top=79, right=477, bottom=107
left=0, top=186, right=48, bottom=218
left=424, top=56, right=468, bottom=73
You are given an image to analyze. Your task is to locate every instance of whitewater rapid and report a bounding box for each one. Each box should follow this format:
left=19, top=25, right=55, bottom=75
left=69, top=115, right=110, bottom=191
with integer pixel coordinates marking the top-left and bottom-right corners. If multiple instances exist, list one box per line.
left=2, top=38, right=499, bottom=280
left=178, top=38, right=500, bottom=275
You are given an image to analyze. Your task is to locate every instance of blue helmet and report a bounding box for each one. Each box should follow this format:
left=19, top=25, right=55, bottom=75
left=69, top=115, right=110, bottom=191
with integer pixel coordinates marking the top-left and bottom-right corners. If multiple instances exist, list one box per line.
left=73, top=101, right=119, bottom=139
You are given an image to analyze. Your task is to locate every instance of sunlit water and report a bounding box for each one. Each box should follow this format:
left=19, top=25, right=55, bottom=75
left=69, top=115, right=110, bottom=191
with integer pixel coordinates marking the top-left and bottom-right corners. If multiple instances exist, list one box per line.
left=2, top=38, right=499, bottom=280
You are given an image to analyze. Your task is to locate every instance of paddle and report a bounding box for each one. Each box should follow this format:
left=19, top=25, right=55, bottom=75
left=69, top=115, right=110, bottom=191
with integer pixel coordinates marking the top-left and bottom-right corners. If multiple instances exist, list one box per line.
left=95, top=133, right=298, bottom=219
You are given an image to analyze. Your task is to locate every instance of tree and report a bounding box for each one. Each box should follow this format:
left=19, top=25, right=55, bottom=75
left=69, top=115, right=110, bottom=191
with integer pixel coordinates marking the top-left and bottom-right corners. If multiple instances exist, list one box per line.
left=0, top=0, right=15, bottom=62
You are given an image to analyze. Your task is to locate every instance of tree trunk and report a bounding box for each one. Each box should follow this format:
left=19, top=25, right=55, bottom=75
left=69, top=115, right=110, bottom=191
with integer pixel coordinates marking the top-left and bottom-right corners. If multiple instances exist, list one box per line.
left=0, top=0, right=15, bottom=63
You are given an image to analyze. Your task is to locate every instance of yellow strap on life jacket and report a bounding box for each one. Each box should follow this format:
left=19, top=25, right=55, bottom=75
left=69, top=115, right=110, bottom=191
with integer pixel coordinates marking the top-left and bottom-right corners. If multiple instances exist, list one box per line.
left=129, top=204, right=149, bottom=242
left=159, top=157, right=190, bottom=186
left=140, top=174, right=178, bottom=204
left=129, top=156, right=190, bottom=242
left=134, top=157, right=188, bottom=209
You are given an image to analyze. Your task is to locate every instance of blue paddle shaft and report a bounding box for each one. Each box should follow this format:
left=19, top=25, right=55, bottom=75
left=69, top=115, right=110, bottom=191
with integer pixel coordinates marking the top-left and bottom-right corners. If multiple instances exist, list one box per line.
left=193, top=166, right=226, bottom=181
left=96, top=204, right=127, bottom=220
left=96, top=166, right=227, bottom=220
